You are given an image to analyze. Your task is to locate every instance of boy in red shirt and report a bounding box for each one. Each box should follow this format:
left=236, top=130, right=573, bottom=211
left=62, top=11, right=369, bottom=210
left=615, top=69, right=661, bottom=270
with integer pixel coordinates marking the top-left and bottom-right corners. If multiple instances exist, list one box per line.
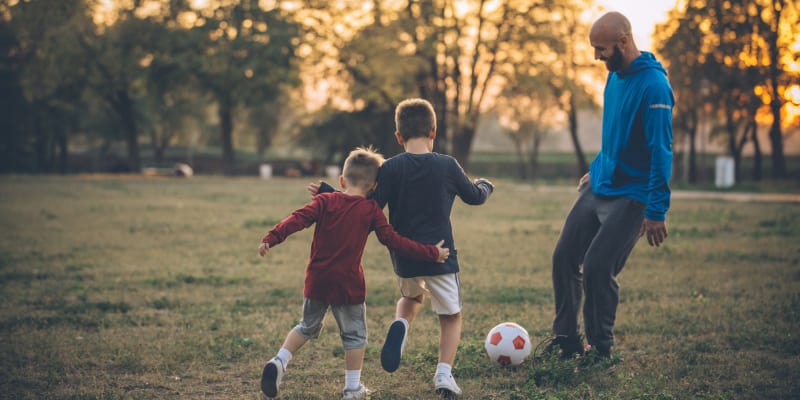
left=257, top=147, right=450, bottom=400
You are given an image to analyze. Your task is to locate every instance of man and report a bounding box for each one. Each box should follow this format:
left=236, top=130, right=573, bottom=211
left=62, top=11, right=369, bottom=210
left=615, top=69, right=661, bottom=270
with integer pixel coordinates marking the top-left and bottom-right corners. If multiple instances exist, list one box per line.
left=544, top=11, right=674, bottom=361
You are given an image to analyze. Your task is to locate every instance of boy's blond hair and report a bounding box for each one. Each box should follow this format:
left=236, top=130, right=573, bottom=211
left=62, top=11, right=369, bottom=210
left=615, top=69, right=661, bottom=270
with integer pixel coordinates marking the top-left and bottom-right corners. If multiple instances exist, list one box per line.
left=395, top=98, right=436, bottom=141
left=343, top=146, right=385, bottom=189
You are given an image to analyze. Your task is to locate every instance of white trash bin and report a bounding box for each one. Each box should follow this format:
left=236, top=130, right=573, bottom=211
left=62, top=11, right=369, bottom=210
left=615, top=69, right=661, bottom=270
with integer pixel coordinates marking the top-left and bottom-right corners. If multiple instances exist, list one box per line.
left=325, top=165, right=341, bottom=178
left=260, top=164, right=273, bottom=179
left=715, top=156, right=734, bottom=188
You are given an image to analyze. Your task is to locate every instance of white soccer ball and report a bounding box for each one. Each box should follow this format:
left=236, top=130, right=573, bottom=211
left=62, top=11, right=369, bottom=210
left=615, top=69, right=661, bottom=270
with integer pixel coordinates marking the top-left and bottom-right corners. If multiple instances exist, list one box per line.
left=484, top=322, right=532, bottom=367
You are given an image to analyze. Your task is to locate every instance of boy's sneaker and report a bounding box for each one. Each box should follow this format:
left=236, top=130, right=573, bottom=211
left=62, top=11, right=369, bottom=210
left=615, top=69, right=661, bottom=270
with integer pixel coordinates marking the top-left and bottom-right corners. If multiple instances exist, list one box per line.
left=433, top=373, right=462, bottom=399
left=536, top=335, right=585, bottom=360
left=342, top=383, right=370, bottom=400
left=380, top=319, right=407, bottom=372
left=260, top=357, right=285, bottom=398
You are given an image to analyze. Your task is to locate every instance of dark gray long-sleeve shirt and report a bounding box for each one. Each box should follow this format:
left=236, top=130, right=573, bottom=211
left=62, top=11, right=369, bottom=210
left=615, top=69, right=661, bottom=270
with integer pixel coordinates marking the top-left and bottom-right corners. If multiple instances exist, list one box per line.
left=371, top=152, right=493, bottom=278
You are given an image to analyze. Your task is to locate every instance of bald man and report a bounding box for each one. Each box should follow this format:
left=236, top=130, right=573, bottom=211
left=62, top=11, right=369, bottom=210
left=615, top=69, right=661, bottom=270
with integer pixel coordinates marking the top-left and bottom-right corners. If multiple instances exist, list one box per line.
left=543, top=11, right=674, bottom=362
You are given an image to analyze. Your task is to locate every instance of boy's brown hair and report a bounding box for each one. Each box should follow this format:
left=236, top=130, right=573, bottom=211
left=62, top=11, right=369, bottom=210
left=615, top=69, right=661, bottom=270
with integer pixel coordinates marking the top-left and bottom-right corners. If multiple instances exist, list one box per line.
left=394, top=98, right=436, bottom=141
left=343, top=146, right=385, bottom=189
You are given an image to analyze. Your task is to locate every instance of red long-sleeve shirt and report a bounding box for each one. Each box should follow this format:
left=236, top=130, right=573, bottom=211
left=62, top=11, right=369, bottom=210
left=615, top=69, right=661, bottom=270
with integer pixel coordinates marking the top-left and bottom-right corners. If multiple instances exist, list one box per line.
left=262, top=192, right=439, bottom=304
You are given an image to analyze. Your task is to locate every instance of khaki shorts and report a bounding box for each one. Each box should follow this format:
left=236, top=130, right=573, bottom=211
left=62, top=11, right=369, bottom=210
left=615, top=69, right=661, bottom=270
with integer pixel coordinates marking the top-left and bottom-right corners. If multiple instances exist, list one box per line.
left=398, top=273, right=461, bottom=315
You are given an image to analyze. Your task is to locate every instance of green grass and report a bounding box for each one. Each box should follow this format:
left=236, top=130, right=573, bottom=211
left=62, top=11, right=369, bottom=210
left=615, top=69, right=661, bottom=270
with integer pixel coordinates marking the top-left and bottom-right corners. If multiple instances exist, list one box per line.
left=0, top=175, right=798, bottom=399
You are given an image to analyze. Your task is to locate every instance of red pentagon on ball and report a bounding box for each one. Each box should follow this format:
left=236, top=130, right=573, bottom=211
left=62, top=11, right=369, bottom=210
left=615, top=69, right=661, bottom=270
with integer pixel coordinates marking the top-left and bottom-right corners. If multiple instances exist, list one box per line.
left=489, top=331, right=503, bottom=346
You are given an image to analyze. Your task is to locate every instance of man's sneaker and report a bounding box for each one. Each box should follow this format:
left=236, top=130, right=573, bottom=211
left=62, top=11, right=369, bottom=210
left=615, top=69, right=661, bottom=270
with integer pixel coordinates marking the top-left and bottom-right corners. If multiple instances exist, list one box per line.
left=380, top=319, right=407, bottom=372
left=536, top=335, right=585, bottom=360
left=260, top=357, right=285, bottom=398
left=342, top=383, right=370, bottom=400
left=433, top=373, right=462, bottom=399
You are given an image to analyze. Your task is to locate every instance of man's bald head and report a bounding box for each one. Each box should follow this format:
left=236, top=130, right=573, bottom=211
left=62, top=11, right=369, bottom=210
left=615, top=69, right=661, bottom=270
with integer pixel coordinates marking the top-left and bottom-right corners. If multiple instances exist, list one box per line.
left=590, top=11, right=639, bottom=72
left=590, top=12, right=633, bottom=42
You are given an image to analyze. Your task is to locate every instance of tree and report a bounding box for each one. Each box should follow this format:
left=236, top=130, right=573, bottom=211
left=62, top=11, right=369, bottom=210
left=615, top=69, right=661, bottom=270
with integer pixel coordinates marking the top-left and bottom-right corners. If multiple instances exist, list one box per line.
left=294, top=1, right=581, bottom=171
left=542, top=0, right=601, bottom=177
left=759, top=0, right=797, bottom=178
left=188, top=0, right=301, bottom=173
left=0, top=10, right=34, bottom=171
left=297, top=100, right=396, bottom=166
left=78, top=12, right=159, bottom=173
left=494, top=71, right=561, bottom=180
left=656, top=0, right=799, bottom=182
left=4, top=0, right=92, bottom=172
left=657, top=1, right=718, bottom=183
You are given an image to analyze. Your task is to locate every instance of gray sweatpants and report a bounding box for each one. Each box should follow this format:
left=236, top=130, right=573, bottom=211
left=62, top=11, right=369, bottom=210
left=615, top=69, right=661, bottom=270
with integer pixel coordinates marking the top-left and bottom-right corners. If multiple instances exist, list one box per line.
left=551, top=185, right=645, bottom=349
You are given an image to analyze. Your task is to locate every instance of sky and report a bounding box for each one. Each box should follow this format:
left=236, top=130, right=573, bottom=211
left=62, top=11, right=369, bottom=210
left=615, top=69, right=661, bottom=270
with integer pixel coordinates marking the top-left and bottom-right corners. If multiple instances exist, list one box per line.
left=595, top=0, right=678, bottom=51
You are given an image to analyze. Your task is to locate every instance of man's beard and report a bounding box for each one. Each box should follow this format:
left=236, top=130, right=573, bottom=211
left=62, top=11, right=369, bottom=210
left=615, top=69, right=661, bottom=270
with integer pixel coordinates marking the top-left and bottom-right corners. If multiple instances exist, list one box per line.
left=604, top=45, right=624, bottom=72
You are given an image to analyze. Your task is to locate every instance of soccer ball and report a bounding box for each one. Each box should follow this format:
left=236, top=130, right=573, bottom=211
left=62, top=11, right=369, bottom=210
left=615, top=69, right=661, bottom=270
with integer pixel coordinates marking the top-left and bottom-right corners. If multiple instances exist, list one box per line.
left=484, top=322, right=532, bottom=367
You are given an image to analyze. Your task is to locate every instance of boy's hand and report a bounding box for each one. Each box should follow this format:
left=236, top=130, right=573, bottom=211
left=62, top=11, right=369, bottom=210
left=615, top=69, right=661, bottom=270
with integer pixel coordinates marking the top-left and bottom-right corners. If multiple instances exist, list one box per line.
left=307, top=181, right=321, bottom=197
left=434, top=239, right=450, bottom=263
left=475, top=178, right=494, bottom=192
left=258, top=242, right=270, bottom=257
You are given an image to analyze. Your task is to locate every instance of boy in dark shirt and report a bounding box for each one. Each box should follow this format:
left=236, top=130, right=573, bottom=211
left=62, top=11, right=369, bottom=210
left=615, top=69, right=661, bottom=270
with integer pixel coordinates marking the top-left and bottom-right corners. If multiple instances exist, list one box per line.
left=259, top=146, right=450, bottom=400
left=312, top=99, right=493, bottom=398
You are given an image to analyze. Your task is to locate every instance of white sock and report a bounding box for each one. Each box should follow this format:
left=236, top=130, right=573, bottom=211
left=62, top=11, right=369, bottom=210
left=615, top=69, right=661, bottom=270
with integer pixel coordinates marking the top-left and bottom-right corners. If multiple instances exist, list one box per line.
left=396, top=318, right=409, bottom=342
left=276, top=348, right=293, bottom=368
left=436, top=362, right=452, bottom=376
left=344, top=369, right=361, bottom=391
left=396, top=317, right=409, bottom=329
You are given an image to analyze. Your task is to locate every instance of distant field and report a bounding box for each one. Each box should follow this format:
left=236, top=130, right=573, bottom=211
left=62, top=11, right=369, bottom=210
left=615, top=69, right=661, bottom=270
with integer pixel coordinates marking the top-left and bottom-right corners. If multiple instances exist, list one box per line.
left=0, top=175, right=798, bottom=399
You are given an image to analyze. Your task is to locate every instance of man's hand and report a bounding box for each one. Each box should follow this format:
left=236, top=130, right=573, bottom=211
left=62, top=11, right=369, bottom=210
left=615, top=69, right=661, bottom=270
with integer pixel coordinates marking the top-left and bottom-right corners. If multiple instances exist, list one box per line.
left=577, top=173, right=590, bottom=191
left=434, top=239, right=450, bottom=263
left=258, top=242, right=270, bottom=257
left=307, top=181, right=321, bottom=197
left=640, top=219, right=668, bottom=247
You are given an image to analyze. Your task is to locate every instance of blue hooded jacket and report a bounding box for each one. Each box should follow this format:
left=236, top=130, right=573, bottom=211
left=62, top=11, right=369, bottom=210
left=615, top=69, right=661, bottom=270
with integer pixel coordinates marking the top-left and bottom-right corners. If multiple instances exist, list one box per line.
left=589, top=51, right=674, bottom=221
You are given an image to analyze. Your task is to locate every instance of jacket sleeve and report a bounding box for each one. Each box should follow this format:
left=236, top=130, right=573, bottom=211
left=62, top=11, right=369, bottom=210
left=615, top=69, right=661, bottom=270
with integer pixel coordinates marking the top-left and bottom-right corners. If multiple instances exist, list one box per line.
left=317, top=181, right=337, bottom=194
left=642, top=81, right=674, bottom=221
left=261, top=198, right=321, bottom=247
left=450, top=158, right=493, bottom=205
left=369, top=165, right=391, bottom=209
left=370, top=203, right=439, bottom=261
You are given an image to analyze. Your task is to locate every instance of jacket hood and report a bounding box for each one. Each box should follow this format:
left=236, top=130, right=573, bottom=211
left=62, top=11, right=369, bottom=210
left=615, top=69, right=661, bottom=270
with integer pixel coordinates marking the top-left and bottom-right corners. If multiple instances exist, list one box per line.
left=618, top=51, right=667, bottom=77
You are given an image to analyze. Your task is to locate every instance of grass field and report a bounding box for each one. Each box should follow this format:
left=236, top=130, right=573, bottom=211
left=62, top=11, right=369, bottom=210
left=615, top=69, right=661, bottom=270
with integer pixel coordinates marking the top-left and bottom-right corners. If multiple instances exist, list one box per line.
left=0, top=175, right=798, bottom=400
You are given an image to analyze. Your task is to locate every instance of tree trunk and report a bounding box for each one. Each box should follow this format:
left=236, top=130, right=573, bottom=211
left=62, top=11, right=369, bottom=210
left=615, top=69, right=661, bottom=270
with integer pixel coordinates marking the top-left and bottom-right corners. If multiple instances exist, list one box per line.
left=57, top=125, right=68, bottom=174
left=768, top=106, right=786, bottom=178
left=734, top=126, right=750, bottom=183
left=154, top=144, right=165, bottom=164
left=567, top=96, right=587, bottom=177
left=257, top=127, right=272, bottom=160
left=451, top=125, right=475, bottom=171
left=218, top=96, right=235, bottom=174
left=512, top=137, right=526, bottom=180
left=688, top=130, right=697, bottom=183
left=724, top=109, right=740, bottom=181
left=767, top=0, right=787, bottom=178
left=530, top=134, right=543, bottom=181
left=33, top=107, right=49, bottom=173
left=109, top=91, right=140, bottom=173
left=433, top=95, right=448, bottom=154
left=752, top=115, right=763, bottom=181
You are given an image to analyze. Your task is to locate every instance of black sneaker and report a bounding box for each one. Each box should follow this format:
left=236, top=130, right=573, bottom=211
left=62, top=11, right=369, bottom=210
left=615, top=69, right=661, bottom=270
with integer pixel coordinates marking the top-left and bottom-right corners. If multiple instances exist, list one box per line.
left=582, top=344, right=613, bottom=366
left=260, top=357, right=285, bottom=398
left=380, top=319, right=407, bottom=372
left=535, top=335, right=585, bottom=360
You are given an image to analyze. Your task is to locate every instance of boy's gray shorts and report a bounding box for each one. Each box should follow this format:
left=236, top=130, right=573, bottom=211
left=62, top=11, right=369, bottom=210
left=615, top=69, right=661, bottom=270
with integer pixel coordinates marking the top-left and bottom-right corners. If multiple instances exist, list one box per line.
left=293, top=297, right=367, bottom=350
